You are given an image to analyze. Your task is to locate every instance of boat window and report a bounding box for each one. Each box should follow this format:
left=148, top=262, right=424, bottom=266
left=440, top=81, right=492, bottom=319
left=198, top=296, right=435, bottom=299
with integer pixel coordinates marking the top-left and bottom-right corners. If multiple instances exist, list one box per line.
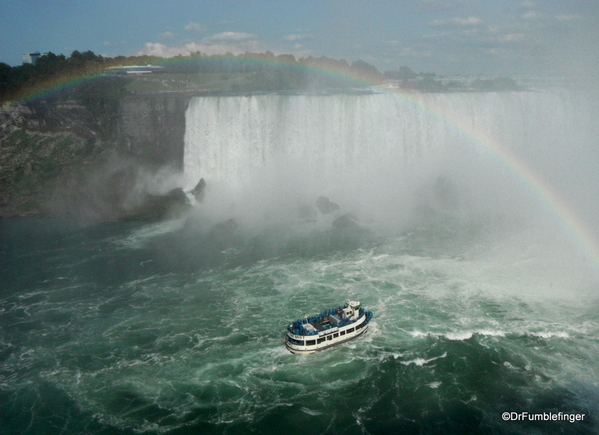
left=340, top=330, right=346, bottom=336
left=347, top=327, right=355, bottom=333
left=327, top=335, right=332, bottom=341
left=289, top=338, right=305, bottom=345
left=317, top=338, right=326, bottom=344
left=306, top=340, right=316, bottom=346
left=333, top=333, right=339, bottom=338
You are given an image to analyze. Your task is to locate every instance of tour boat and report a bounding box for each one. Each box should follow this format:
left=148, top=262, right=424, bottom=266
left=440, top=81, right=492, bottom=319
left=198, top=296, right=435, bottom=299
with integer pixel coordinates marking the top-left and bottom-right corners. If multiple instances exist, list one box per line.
left=284, top=300, right=373, bottom=354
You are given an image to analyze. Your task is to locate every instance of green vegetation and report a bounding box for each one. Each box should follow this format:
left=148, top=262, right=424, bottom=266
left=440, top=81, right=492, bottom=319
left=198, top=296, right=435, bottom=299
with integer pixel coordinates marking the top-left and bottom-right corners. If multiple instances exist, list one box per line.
left=471, top=77, right=522, bottom=91
left=1, top=50, right=525, bottom=103
left=0, top=50, right=387, bottom=103
left=384, top=66, right=419, bottom=80
left=0, top=50, right=106, bottom=101
left=383, top=67, right=523, bottom=92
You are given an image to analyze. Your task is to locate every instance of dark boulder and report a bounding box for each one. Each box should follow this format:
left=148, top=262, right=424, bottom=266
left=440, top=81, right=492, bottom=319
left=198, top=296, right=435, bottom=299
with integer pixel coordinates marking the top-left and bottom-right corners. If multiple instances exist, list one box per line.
left=191, top=178, right=206, bottom=203
left=316, top=196, right=340, bottom=215
left=332, top=213, right=360, bottom=229
left=165, top=187, right=189, bottom=205
left=123, top=187, right=191, bottom=221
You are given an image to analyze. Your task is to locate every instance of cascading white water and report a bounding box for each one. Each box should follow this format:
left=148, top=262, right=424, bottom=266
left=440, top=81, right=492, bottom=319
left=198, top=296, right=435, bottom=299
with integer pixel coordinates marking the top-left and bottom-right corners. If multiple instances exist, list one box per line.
left=184, top=91, right=573, bottom=181
left=183, top=91, right=597, bottom=231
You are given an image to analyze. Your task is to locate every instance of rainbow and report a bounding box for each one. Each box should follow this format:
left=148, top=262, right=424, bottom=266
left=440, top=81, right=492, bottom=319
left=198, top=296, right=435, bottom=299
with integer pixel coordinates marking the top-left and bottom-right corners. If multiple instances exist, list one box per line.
left=4, top=54, right=373, bottom=106
left=4, top=71, right=102, bottom=106
left=391, top=90, right=599, bottom=276
left=5, top=54, right=599, bottom=275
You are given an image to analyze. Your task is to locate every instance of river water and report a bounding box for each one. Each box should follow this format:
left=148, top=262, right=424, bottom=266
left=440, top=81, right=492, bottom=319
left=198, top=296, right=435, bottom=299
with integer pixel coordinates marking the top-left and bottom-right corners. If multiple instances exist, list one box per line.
left=2, top=90, right=599, bottom=434
left=1, top=212, right=598, bottom=434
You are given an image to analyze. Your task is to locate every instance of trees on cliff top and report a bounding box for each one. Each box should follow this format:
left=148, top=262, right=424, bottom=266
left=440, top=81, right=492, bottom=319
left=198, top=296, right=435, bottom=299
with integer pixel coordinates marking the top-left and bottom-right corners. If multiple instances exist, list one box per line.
left=0, top=50, right=387, bottom=102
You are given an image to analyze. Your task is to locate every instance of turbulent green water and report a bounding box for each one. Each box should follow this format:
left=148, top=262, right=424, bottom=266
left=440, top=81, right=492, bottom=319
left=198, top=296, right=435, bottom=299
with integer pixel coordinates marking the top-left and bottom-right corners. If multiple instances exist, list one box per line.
left=1, top=214, right=598, bottom=435
left=2, top=90, right=599, bottom=434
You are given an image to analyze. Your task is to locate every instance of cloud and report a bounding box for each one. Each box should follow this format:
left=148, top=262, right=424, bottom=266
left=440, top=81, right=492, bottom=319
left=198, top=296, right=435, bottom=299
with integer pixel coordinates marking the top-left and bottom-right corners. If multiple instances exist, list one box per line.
left=521, top=10, right=542, bottom=20
left=159, top=31, right=174, bottom=39
left=555, top=14, right=581, bottom=21
left=137, top=29, right=317, bottom=61
left=499, top=33, right=527, bottom=42
left=422, top=22, right=537, bottom=48
left=139, top=42, right=184, bottom=58
left=185, top=22, right=203, bottom=33
left=415, top=0, right=465, bottom=11
left=138, top=38, right=265, bottom=58
left=429, top=16, right=483, bottom=27
left=284, top=34, right=311, bottom=42
left=520, top=0, right=536, bottom=7
left=205, top=31, right=258, bottom=42
left=138, top=32, right=314, bottom=60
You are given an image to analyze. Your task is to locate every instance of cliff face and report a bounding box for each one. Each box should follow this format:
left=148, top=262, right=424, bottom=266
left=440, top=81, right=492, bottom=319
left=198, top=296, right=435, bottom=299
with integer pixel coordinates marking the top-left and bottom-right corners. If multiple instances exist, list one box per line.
left=1, top=100, right=97, bottom=137
left=117, top=94, right=189, bottom=167
left=0, top=93, right=192, bottom=219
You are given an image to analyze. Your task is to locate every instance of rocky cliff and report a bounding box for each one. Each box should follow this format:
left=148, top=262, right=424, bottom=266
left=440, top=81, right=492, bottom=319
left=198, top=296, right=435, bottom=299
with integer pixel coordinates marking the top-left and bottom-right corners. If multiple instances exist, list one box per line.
left=0, top=92, right=192, bottom=220
left=116, top=94, right=189, bottom=166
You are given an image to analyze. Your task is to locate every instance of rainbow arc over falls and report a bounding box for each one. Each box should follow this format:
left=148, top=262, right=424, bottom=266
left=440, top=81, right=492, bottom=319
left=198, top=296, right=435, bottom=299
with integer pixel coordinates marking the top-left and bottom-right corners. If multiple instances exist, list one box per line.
left=388, top=89, right=599, bottom=276
left=6, top=55, right=599, bottom=276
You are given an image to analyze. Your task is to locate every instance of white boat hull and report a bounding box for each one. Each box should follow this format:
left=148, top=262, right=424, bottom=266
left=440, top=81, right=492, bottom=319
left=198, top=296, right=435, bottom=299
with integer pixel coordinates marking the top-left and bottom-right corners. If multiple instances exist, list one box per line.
left=285, top=312, right=370, bottom=354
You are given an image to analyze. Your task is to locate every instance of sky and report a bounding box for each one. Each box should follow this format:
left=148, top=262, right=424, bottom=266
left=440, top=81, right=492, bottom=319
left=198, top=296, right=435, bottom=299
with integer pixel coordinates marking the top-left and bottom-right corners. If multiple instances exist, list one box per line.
left=1, top=0, right=598, bottom=75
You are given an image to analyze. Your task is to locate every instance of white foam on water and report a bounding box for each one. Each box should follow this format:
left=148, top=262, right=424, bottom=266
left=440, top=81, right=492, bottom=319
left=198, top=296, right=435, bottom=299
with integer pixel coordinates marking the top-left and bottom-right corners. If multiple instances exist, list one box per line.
left=444, top=331, right=474, bottom=341
left=115, top=218, right=187, bottom=249
left=401, top=352, right=448, bottom=366
left=528, top=331, right=570, bottom=339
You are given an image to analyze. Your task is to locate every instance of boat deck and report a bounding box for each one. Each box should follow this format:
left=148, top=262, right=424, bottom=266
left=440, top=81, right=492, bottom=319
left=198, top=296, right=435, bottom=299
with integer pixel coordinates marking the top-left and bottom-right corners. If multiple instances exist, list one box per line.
left=308, top=319, right=327, bottom=331
left=285, top=301, right=372, bottom=354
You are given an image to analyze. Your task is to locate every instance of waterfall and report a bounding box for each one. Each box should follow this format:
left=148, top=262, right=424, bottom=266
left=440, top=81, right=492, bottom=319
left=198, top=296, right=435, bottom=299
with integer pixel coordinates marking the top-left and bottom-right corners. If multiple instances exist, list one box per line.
left=183, top=92, right=577, bottom=184
left=182, top=91, right=597, bottom=229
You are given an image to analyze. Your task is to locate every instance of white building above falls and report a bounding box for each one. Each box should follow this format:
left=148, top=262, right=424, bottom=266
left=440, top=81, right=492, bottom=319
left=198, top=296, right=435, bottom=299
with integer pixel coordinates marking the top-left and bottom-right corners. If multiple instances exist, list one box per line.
left=22, top=52, right=41, bottom=65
